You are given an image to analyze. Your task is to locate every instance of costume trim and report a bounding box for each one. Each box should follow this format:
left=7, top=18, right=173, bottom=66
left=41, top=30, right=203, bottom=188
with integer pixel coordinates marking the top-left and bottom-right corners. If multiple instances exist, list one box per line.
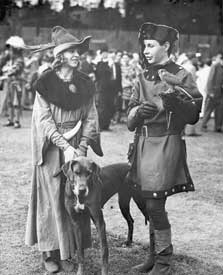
left=34, top=68, right=95, bottom=111
left=132, top=181, right=195, bottom=199
left=143, top=61, right=182, bottom=82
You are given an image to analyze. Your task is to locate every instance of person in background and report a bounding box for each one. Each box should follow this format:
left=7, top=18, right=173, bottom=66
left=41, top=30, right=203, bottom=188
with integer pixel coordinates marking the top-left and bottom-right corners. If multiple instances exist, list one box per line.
left=94, top=48, right=102, bottom=64
left=179, top=52, right=197, bottom=77
left=196, top=58, right=212, bottom=117
left=0, top=45, right=10, bottom=115
left=120, top=52, right=135, bottom=118
left=129, top=52, right=143, bottom=89
left=25, top=26, right=103, bottom=273
left=0, top=45, right=10, bottom=75
left=80, top=49, right=96, bottom=82
left=115, top=50, right=123, bottom=63
left=201, top=52, right=223, bottom=132
left=212, top=52, right=223, bottom=65
left=2, top=36, right=25, bottom=128
left=127, top=22, right=202, bottom=275
left=95, top=47, right=112, bottom=130
left=23, top=52, right=42, bottom=110
left=95, top=47, right=122, bottom=130
left=130, top=52, right=142, bottom=75
left=39, top=50, right=54, bottom=73
left=108, top=50, right=122, bottom=124
left=178, top=52, right=201, bottom=136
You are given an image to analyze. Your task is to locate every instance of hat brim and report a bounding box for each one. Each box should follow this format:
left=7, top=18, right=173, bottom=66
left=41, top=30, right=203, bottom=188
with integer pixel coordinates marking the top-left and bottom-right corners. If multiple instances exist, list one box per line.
left=53, top=36, right=91, bottom=57
left=6, top=44, right=26, bottom=49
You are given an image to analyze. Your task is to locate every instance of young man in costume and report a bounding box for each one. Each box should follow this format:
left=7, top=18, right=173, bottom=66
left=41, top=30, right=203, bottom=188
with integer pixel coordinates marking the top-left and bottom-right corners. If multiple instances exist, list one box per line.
left=25, top=26, right=103, bottom=273
left=127, top=22, right=202, bottom=275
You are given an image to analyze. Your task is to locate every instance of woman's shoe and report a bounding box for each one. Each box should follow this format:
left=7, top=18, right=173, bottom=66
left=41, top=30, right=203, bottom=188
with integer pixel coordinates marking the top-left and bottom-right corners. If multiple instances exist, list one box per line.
left=43, top=259, right=59, bottom=273
left=42, top=252, right=59, bottom=273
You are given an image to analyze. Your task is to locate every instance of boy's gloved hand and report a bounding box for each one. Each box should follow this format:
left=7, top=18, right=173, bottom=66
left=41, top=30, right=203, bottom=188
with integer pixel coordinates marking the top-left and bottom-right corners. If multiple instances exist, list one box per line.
left=136, top=102, right=159, bottom=119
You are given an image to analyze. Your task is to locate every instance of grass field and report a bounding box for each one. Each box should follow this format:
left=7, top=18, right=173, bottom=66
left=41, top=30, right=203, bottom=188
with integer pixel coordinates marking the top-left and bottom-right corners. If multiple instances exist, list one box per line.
left=0, top=111, right=223, bottom=275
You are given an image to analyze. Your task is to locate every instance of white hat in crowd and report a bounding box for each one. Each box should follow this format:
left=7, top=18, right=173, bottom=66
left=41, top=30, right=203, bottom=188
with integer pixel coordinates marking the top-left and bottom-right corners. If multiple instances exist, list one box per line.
left=6, top=36, right=26, bottom=49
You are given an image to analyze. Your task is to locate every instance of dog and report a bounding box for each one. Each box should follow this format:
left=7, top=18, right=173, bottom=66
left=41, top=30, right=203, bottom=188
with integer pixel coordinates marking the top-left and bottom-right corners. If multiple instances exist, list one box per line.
left=61, top=156, right=149, bottom=274
left=62, top=156, right=108, bottom=275
left=99, top=162, right=148, bottom=246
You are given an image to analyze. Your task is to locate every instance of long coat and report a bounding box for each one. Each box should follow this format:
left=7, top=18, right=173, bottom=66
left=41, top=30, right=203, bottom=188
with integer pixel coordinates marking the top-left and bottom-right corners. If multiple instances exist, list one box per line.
left=95, top=61, right=122, bottom=129
left=128, top=62, right=202, bottom=199
left=25, top=73, right=101, bottom=260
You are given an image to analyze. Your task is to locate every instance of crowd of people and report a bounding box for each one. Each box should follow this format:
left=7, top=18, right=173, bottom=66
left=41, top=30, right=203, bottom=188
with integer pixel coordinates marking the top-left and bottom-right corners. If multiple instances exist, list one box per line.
left=177, top=51, right=223, bottom=134
left=0, top=41, right=140, bottom=130
left=0, top=35, right=223, bottom=133
left=0, top=23, right=222, bottom=275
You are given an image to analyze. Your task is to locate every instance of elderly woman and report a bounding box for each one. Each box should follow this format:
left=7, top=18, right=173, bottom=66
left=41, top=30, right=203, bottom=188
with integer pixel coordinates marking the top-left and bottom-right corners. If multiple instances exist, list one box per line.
left=25, top=26, right=103, bottom=273
left=127, top=22, right=202, bottom=274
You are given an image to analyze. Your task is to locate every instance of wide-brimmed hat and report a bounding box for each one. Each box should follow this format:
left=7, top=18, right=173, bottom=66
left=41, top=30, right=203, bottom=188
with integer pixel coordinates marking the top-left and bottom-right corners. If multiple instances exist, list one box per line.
left=138, top=22, right=179, bottom=45
left=52, top=26, right=91, bottom=57
left=25, top=26, right=91, bottom=57
left=6, top=36, right=26, bottom=49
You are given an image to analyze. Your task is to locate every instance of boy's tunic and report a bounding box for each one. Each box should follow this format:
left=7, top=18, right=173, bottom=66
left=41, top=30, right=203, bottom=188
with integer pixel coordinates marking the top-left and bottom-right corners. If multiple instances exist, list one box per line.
left=128, top=62, right=202, bottom=198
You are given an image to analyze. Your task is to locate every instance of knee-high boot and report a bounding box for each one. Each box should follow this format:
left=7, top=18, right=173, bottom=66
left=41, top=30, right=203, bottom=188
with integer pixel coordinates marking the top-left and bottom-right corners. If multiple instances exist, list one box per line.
left=149, top=228, right=173, bottom=275
left=132, top=222, right=155, bottom=272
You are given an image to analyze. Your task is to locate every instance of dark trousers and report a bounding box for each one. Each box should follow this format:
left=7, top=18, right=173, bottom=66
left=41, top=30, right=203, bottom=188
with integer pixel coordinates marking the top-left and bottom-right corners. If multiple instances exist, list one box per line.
left=202, top=95, right=223, bottom=130
left=146, top=198, right=170, bottom=230
left=97, top=91, right=115, bottom=130
left=214, top=97, right=223, bottom=130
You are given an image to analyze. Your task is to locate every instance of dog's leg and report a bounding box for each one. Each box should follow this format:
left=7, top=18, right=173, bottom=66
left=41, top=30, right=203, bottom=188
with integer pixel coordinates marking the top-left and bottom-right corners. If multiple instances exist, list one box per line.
left=71, top=218, right=85, bottom=275
left=132, top=191, right=149, bottom=222
left=118, top=191, right=134, bottom=246
left=90, top=207, right=108, bottom=275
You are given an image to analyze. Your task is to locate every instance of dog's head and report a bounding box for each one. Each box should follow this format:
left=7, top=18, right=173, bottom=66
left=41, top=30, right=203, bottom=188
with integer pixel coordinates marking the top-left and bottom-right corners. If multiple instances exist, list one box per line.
left=62, top=156, right=101, bottom=199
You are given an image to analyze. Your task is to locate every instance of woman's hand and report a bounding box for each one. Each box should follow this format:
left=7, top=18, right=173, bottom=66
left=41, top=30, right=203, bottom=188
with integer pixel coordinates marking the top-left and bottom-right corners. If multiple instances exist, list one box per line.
left=64, top=146, right=77, bottom=162
left=64, top=144, right=88, bottom=162
left=75, top=144, right=87, bottom=157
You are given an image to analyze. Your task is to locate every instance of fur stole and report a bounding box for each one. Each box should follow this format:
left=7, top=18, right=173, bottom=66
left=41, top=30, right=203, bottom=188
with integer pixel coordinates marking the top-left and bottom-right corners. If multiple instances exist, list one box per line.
left=34, top=68, right=95, bottom=111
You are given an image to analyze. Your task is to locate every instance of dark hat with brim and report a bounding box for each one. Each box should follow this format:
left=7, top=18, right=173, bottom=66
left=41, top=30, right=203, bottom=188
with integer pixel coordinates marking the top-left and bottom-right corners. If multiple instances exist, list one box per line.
left=24, top=26, right=91, bottom=56
left=139, top=22, right=179, bottom=45
left=52, top=26, right=91, bottom=57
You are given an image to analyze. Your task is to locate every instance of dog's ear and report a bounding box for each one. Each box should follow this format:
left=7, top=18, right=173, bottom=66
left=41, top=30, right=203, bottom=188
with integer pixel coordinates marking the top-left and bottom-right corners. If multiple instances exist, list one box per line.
left=90, top=161, right=101, bottom=185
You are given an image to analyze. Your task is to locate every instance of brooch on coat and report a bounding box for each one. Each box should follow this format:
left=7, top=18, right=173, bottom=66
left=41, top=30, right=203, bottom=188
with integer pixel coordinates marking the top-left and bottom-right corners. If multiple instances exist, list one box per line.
left=69, top=84, right=77, bottom=93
